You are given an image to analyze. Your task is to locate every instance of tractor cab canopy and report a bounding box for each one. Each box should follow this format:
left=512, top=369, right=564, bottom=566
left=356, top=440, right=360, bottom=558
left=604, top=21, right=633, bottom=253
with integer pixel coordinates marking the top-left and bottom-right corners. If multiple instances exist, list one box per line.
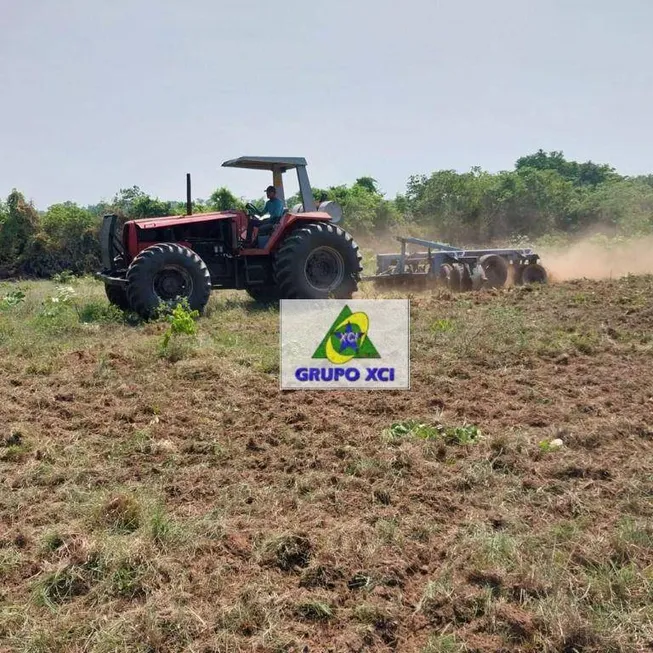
left=221, top=156, right=317, bottom=212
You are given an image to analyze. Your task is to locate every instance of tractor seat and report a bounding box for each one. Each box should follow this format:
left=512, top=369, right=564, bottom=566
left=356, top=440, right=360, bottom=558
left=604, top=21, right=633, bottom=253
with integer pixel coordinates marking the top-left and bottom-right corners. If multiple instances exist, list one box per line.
left=249, top=221, right=279, bottom=249
left=246, top=212, right=288, bottom=248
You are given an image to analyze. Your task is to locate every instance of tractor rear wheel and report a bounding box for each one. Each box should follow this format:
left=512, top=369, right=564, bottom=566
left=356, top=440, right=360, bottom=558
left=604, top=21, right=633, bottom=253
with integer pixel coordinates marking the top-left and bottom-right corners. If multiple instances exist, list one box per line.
left=105, top=283, right=131, bottom=311
left=274, top=223, right=362, bottom=299
left=126, top=243, right=212, bottom=319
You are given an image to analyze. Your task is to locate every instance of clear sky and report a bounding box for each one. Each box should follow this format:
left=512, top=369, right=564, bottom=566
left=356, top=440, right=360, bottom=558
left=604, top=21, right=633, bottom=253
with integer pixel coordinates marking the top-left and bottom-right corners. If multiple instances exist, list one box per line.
left=1, top=0, right=652, bottom=209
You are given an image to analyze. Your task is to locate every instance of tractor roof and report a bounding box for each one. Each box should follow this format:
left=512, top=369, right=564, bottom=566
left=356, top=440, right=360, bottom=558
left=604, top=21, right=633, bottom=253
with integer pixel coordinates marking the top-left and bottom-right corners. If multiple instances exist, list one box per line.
left=221, top=156, right=307, bottom=172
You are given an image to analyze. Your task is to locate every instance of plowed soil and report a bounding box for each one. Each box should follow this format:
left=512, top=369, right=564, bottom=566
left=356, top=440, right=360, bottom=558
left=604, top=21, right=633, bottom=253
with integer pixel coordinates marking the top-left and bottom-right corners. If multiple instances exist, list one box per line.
left=0, top=275, right=652, bottom=652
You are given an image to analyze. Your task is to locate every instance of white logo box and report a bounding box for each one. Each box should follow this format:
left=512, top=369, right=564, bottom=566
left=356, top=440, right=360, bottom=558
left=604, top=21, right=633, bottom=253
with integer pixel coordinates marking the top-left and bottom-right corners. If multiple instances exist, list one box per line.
left=280, top=299, right=410, bottom=390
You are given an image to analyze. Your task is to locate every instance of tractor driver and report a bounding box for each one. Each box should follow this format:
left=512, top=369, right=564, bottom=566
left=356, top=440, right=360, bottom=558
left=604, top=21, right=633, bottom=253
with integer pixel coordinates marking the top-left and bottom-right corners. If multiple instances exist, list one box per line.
left=246, top=185, right=286, bottom=245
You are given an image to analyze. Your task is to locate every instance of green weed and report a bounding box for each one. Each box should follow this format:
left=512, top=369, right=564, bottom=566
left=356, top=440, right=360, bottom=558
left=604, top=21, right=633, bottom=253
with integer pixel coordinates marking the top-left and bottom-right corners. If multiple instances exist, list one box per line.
left=39, top=285, right=77, bottom=318
left=41, top=531, right=65, bottom=552
left=108, top=560, right=147, bottom=599
left=538, top=439, right=563, bottom=453
left=384, top=420, right=441, bottom=442
left=52, top=271, right=77, bottom=285
left=383, top=420, right=481, bottom=445
left=157, top=301, right=200, bottom=360
left=443, top=424, right=481, bottom=445
left=0, top=289, right=26, bottom=310
left=149, top=504, right=182, bottom=547
left=76, top=300, right=125, bottom=324
left=431, top=318, right=455, bottom=333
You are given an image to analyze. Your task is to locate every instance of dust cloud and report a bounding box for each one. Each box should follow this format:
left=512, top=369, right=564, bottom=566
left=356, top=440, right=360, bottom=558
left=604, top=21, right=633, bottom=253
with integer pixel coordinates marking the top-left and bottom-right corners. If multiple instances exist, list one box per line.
left=539, top=236, right=653, bottom=282
left=355, top=231, right=406, bottom=254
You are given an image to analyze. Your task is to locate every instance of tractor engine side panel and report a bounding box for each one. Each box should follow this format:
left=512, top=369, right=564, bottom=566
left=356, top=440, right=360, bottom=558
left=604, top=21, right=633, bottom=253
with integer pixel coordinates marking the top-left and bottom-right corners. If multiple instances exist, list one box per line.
left=129, top=219, right=240, bottom=287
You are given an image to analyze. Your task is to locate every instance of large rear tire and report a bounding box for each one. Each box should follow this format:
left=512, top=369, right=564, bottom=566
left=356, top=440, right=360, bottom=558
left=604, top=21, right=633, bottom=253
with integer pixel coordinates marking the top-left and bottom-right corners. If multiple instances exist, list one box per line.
left=273, top=223, right=362, bottom=299
left=105, top=283, right=131, bottom=311
left=126, top=243, right=212, bottom=319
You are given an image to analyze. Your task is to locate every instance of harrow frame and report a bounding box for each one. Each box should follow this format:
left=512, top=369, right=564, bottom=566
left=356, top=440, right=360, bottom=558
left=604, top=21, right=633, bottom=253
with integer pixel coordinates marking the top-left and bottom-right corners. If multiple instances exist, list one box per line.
left=362, top=237, right=547, bottom=290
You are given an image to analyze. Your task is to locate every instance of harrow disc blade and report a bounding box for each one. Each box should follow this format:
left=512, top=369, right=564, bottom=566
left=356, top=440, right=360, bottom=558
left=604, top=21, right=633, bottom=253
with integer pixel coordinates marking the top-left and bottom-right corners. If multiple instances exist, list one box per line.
left=520, top=263, right=548, bottom=285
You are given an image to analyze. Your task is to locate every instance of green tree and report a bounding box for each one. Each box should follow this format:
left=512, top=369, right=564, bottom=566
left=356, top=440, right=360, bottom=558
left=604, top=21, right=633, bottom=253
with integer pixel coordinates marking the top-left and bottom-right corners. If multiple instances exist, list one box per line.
left=404, top=168, right=495, bottom=242
left=110, top=186, right=172, bottom=218
left=486, top=168, right=577, bottom=239
left=0, top=190, right=39, bottom=270
left=571, top=178, right=653, bottom=235
left=21, top=202, right=100, bottom=276
left=354, top=177, right=380, bottom=194
left=41, top=202, right=96, bottom=238
left=129, top=195, right=172, bottom=218
left=208, top=187, right=244, bottom=211
left=515, top=149, right=619, bottom=187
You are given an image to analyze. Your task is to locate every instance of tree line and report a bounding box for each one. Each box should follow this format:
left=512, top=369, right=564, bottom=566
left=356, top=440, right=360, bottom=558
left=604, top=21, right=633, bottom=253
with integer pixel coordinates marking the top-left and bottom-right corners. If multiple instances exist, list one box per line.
left=1, top=149, right=652, bottom=278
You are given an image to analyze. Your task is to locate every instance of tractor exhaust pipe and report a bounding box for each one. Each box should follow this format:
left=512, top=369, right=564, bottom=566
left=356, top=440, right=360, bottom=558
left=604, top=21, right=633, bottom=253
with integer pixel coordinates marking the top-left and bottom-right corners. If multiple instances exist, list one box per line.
left=186, top=173, right=192, bottom=215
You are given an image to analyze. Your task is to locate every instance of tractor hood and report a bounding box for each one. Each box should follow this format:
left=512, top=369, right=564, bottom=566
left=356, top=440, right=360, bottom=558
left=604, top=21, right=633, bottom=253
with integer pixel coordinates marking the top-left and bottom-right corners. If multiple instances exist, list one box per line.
left=130, top=211, right=237, bottom=230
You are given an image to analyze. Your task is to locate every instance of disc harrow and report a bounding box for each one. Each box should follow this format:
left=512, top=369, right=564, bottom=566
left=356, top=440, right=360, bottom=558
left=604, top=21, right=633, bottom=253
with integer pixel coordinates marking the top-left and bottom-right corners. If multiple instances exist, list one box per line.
left=362, top=236, right=547, bottom=291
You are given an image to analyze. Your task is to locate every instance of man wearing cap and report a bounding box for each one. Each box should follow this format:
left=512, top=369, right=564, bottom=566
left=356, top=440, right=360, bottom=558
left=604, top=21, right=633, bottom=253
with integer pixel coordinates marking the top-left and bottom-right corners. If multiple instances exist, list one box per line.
left=246, top=185, right=286, bottom=245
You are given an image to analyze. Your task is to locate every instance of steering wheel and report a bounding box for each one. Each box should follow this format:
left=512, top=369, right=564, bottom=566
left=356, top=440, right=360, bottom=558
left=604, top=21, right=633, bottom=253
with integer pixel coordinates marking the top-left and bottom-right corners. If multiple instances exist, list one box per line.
left=245, top=202, right=259, bottom=217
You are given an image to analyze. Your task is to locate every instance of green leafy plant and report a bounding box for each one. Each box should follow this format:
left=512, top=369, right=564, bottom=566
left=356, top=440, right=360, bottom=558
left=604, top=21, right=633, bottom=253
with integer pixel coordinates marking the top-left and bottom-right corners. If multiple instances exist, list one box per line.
left=443, top=424, right=481, bottom=445
left=160, top=301, right=199, bottom=347
left=157, top=300, right=200, bottom=360
left=538, top=438, right=563, bottom=453
left=431, top=318, right=455, bottom=333
left=0, top=289, right=25, bottom=310
left=52, top=270, right=76, bottom=284
left=384, top=420, right=481, bottom=445
left=387, top=420, right=441, bottom=441
left=39, top=285, right=77, bottom=318
left=76, top=300, right=125, bottom=324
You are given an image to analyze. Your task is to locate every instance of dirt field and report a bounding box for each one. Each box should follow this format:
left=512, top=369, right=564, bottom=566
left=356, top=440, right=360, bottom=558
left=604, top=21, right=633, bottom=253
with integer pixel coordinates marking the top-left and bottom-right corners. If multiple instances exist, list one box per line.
left=0, top=273, right=652, bottom=652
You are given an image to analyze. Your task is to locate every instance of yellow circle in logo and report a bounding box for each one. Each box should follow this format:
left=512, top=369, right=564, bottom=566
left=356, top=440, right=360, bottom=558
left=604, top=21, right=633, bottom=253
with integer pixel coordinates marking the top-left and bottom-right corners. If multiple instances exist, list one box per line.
left=325, top=312, right=369, bottom=365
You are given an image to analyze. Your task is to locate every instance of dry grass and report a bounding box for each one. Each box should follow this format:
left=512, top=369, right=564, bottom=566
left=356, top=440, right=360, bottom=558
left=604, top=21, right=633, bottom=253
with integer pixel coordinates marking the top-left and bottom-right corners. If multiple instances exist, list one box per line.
left=0, top=274, right=652, bottom=651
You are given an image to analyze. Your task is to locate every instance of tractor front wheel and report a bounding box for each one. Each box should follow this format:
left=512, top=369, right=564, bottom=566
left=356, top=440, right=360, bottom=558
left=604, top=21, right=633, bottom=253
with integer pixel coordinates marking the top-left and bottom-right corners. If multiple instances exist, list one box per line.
left=105, top=283, right=131, bottom=311
left=274, top=223, right=362, bottom=299
left=126, top=243, right=212, bottom=319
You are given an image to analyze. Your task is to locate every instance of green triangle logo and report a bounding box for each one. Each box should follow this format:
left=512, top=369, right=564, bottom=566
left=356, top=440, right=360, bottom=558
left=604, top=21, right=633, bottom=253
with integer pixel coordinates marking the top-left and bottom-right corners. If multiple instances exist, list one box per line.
left=312, top=304, right=380, bottom=365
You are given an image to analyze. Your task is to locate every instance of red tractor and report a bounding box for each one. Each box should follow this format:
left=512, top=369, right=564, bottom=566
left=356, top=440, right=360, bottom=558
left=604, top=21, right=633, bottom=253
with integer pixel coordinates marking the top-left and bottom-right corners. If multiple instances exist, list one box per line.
left=97, top=157, right=363, bottom=318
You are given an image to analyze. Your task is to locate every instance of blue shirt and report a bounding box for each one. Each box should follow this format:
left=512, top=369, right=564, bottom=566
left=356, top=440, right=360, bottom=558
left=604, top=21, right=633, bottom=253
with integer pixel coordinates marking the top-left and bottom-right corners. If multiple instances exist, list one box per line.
left=261, top=198, right=286, bottom=221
